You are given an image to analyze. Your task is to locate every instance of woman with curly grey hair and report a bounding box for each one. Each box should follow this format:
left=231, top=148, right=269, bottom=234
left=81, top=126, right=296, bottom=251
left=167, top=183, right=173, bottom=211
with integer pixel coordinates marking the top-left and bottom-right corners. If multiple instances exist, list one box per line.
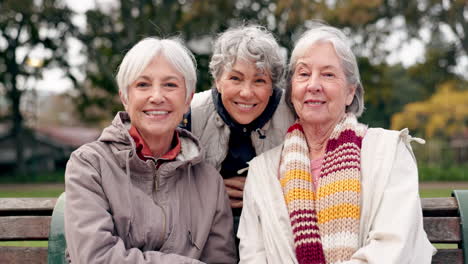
left=183, top=25, right=295, bottom=238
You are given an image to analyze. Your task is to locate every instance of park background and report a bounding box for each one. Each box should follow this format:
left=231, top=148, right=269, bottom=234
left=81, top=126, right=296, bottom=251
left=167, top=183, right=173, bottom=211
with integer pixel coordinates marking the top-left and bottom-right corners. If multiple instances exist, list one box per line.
left=0, top=0, right=467, bottom=201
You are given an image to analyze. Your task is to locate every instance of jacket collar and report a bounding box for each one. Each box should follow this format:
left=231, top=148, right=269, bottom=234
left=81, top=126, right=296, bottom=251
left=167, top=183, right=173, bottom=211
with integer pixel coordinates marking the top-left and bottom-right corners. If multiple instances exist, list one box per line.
left=128, top=125, right=181, bottom=162
left=97, top=112, right=204, bottom=173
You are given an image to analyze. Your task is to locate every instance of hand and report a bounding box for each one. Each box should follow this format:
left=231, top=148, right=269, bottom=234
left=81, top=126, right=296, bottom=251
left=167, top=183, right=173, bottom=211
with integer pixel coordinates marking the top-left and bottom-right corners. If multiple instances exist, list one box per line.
left=223, top=176, right=246, bottom=209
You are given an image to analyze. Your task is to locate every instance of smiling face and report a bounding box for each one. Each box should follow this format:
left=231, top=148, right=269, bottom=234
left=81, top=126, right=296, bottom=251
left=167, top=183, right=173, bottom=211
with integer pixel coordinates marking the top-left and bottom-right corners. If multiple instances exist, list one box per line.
left=215, top=59, right=273, bottom=125
left=120, top=54, right=190, bottom=143
left=291, top=42, right=355, bottom=128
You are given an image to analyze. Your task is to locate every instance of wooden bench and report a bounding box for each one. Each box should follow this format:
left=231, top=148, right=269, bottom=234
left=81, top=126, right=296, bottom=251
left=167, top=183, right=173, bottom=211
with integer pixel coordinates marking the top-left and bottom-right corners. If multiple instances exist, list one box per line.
left=0, top=193, right=65, bottom=264
left=0, top=192, right=466, bottom=264
left=423, top=190, right=467, bottom=264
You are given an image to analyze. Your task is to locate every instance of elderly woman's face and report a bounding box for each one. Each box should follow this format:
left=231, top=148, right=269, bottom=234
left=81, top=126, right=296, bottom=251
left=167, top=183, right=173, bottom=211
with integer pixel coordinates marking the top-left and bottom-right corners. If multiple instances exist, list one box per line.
left=291, top=42, right=355, bottom=127
left=215, top=59, right=273, bottom=125
left=121, top=55, right=190, bottom=141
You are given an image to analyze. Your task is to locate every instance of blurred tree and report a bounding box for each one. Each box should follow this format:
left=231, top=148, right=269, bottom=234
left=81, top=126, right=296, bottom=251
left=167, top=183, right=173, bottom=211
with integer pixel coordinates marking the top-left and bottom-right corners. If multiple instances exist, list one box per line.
left=75, top=0, right=215, bottom=123
left=391, top=80, right=468, bottom=139
left=360, top=29, right=462, bottom=128
left=77, top=0, right=466, bottom=128
left=0, top=0, right=77, bottom=173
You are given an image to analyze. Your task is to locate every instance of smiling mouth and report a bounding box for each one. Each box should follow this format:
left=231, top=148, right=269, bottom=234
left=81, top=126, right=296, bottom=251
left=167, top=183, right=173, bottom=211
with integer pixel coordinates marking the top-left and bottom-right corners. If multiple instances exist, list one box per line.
left=144, top=110, right=170, bottom=116
left=305, top=101, right=325, bottom=105
left=235, top=102, right=256, bottom=109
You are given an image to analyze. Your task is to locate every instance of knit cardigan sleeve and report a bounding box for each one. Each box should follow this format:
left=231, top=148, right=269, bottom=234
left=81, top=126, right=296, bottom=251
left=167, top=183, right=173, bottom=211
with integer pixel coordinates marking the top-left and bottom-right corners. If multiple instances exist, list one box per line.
left=345, top=132, right=435, bottom=264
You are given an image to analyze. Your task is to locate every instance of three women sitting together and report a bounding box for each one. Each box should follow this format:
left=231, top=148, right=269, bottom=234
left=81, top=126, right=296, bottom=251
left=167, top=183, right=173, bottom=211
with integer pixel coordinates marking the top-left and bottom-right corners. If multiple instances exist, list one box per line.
left=64, top=22, right=435, bottom=264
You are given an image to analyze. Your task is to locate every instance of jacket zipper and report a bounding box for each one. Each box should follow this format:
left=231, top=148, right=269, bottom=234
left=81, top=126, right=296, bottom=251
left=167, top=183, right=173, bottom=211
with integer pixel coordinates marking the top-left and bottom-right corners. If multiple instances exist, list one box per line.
left=153, top=162, right=166, bottom=245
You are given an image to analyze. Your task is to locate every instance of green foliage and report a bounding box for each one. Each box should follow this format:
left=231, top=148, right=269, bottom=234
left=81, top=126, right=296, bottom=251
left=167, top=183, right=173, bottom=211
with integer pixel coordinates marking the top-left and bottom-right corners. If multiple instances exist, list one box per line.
left=418, top=165, right=468, bottom=181
left=391, top=81, right=468, bottom=139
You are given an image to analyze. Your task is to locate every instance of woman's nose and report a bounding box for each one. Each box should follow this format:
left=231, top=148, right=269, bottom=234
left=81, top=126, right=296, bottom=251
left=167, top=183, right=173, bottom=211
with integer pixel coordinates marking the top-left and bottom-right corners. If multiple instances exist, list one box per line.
left=306, top=74, right=322, bottom=92
left=149, top=86, right=165, bottom=104
left=239, top=82, right=253, bottom=98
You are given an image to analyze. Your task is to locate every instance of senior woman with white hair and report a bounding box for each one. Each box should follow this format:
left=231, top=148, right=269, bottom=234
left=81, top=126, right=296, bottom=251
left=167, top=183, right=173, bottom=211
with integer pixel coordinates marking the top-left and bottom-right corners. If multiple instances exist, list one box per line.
left=64, top=37, right=236, bottom=263
left=238, top=23, right=435, bottom=264
left=183, top=26, right=295, bottom=233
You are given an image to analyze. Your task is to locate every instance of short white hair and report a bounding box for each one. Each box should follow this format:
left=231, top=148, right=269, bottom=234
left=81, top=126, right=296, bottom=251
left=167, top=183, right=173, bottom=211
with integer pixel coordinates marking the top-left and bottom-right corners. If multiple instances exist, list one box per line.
left=209, top=25, right=285, bottom=90
left=116, top=37, right=197, bottom=102
left=286, top=22, right=365, bottom=117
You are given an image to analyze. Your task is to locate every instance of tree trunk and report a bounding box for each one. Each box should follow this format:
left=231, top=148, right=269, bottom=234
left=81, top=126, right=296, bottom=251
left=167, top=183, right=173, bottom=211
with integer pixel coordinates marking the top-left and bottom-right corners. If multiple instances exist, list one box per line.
left=6, top=48, right=26, bottom=174
left=11, top=79, right=26, bottom=175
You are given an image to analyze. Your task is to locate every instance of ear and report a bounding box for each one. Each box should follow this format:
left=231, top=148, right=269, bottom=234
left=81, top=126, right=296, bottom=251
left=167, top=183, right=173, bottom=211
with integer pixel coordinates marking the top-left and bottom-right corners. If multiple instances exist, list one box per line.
left=184, top=92, right=194, bottom=112
left=215, top=79, right=222, bottom=93
left=346, top=84, right=356, bottom=106
left=119, top=90, right=129, bottom=111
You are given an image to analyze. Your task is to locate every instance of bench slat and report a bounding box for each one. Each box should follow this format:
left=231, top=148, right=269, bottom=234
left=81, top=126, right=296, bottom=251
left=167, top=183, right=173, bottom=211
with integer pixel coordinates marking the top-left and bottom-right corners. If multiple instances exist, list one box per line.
left=0, top=216, right=51, bottom=240
left=0, top=246, right=47, bottom=264
left=0, top=198, right=56, bottom=212
left=431, top=249, right=463, bottom=264
left=423, top=217, right=461, bottom=243
left=422, top=197, right=459, bottom=217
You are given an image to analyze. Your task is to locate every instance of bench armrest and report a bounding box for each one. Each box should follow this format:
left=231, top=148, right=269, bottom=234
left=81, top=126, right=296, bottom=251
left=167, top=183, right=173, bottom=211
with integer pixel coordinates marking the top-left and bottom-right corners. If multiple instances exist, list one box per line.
left=453, top=190, right=468, bottom=264
left=47, top=192, right=66, bottom=264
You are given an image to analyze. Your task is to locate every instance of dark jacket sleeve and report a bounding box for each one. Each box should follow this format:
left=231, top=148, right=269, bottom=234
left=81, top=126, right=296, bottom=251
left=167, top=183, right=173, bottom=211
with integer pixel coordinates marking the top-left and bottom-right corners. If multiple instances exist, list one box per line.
left=64, top=148, right=204, bottom=264
left=199, top=174, right=237, bottom=263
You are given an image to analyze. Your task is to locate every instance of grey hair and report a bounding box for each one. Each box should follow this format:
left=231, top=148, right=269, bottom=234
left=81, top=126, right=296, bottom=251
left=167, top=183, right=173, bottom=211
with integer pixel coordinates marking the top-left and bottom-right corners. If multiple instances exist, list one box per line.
left=285, top=23, right=365, bottom=117
left=116, top=37, right=197, bottom=102
left=209, top=25, right=285, bottom=90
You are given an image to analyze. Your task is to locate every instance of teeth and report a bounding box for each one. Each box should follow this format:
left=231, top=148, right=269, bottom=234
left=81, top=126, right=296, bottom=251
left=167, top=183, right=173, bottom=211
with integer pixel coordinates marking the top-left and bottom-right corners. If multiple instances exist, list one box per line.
left=306, top=101, right=323, bottom=105
left=145, top=111, right=168, bottom=115
left=237, top=103, right=255, bottom=108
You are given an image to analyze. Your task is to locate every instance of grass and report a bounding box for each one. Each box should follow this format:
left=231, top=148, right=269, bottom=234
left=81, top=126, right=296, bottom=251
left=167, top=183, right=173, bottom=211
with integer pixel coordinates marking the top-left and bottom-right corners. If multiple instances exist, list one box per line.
left=419, top=188, right=452, bottom=198
left=0, top=241, right=48, bottom=247
left=0, top=188, right=64, bottom=198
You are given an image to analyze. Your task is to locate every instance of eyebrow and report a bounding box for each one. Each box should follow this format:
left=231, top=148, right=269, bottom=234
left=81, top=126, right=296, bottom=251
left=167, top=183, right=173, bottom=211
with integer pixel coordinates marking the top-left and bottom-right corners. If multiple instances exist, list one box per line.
left=161, top=76, right=182, bottom=82
left=230, top=69, right=267, bottom=77
left=295, top=62, right=339, bottom=71
left=229, top=69, right=245, bottom=76
left=136, top=75, right=182, bottom=82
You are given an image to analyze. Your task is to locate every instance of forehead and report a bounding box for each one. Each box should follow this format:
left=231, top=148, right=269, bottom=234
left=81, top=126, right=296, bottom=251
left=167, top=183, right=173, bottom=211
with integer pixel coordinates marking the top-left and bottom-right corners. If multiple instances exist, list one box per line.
left=140, top=55, right=184, bottom=79
left=226, top=58, right=267, bottom=75
left=296, top=42, right=342, bottom=68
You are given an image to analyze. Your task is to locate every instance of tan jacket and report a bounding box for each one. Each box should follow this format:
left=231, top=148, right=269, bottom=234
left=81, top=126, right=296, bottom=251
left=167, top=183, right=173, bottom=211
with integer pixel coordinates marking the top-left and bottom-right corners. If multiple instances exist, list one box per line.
left=65, top=112, right=236, bottom=264
left=190, top=89, right=295, bottom=171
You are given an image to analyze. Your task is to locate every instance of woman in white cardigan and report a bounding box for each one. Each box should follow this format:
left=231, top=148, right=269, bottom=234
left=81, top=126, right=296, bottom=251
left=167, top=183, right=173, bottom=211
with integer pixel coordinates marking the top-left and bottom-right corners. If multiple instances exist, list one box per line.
left=238, top=23, right=435, bottom=264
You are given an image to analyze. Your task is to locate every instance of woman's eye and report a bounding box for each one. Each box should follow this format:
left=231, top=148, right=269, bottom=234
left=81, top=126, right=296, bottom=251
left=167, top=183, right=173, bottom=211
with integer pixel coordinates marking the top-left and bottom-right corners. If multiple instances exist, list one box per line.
left=295, top=71, right=310, bottom=78
left=255, top=78, right=266, bottom=83
left=323, top=72, right=335, bottom=78
left=229, top=76, right=240, bottom=81
left=164, top=82, right=178, bottom=88
left=136, top=82, right=150, bottom=88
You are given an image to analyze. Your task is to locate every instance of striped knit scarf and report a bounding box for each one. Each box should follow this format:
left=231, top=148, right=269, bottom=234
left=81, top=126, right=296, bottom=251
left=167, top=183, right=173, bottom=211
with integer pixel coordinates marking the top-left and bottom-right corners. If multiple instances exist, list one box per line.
left=279, top=114, right=367, bottom=264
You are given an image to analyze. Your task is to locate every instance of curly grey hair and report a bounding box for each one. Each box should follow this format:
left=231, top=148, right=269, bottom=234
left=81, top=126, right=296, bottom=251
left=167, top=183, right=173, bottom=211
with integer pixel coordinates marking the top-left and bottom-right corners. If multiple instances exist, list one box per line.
left=209, top=25, right=285, bottom=90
